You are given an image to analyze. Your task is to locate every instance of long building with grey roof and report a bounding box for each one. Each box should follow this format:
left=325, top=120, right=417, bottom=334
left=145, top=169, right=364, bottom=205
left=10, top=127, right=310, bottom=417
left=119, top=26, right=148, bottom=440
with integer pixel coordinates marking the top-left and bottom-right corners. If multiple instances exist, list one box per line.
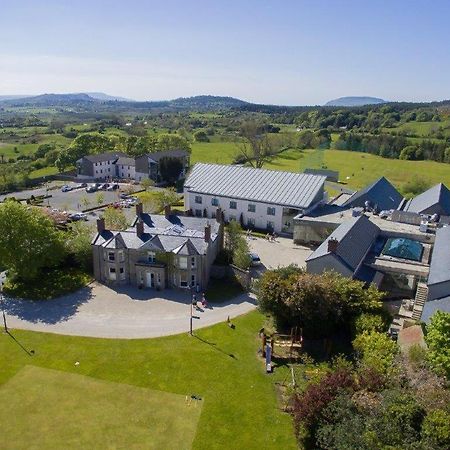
left=92, top=203, right=222, bottom=290
left=184, top=163, right=326, bottom=234
left=402, top=183, right=450, bottom=216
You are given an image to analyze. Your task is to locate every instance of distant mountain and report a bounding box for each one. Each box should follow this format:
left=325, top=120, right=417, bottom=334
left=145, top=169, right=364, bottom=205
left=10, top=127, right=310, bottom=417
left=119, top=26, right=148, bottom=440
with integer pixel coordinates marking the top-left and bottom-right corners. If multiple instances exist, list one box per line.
left=85, top=92, right=135, bottom=102
left=0, top=93, right=249, bottom=111
left=169, top=95, right=249, bottom=109
left=325, top=96, right=387, bottom=107
left=3, top=93, right=96, bottom=107
left=0, top=95, right=30, bottom=101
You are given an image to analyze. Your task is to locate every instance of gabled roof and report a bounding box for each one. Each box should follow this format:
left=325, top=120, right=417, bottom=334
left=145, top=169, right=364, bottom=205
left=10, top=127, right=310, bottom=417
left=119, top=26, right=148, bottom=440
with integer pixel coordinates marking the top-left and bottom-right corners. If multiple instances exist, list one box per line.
left=306, top=215, right=380, bottom=272
left=173, top=239, right=200, bottom=256
left=428, top=226, right=450, bottom=286
left=83, top=152, right=127, bottom=163
left=342, top=177, right=403, bottom=211
left=403, top=183, right=450, bottom=215
left=185, top=163, right=326, bottom=209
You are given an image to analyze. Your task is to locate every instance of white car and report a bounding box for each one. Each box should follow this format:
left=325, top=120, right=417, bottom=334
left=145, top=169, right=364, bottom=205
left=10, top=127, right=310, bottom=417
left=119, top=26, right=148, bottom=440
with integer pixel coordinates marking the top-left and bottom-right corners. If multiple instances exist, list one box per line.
left=61, top=185, right=72, bottom=192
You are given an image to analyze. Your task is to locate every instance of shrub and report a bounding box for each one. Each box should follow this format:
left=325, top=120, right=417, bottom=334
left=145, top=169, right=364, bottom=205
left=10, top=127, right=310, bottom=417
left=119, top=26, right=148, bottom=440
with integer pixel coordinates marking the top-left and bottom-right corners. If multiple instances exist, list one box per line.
left=426, top=311, right=450, bottom=379
left=421, top=409, right=450, bottom=449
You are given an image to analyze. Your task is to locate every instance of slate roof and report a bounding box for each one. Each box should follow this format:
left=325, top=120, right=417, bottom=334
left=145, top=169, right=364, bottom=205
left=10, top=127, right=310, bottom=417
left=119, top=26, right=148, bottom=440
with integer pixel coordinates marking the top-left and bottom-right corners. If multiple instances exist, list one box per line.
left=185, top=163, right=326, bottom=209
left=306, top=215, right=380, bottom=272
left=403, top=183, right=450, bottom=215
left=422, top=296, right=450, bottom=323
left=83, top=152, right=127, bottom=163
left=116, top=156, right=136, bottom=166
left=148, top=149, right=189, bottom=163
left=428, top=226, right=450, bottom=286
left=92, top=213, right=220, bottom=255
left=342, top=177, right=403, bottom=210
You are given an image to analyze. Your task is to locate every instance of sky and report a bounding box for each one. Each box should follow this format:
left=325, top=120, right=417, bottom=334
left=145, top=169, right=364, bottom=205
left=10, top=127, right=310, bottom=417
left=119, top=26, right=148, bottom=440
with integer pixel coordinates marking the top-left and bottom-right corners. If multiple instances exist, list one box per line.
left=0, top=0, right=449, bottom=105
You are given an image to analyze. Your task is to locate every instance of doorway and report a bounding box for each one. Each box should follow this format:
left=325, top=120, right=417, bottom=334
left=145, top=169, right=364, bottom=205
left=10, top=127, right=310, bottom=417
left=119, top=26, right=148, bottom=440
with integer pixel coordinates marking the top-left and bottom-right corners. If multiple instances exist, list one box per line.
left=145, top=272, right=155, bottom=288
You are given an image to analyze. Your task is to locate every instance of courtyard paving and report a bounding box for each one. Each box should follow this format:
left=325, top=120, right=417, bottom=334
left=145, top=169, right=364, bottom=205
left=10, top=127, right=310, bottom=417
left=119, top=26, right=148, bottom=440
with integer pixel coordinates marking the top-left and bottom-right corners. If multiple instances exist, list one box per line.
left=3, top=282, right=257, bottom=339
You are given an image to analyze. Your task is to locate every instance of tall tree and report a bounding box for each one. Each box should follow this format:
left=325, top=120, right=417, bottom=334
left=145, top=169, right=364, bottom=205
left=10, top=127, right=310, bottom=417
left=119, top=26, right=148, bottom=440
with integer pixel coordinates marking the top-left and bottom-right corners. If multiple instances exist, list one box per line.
left=0, top=202, right=66, bottom=281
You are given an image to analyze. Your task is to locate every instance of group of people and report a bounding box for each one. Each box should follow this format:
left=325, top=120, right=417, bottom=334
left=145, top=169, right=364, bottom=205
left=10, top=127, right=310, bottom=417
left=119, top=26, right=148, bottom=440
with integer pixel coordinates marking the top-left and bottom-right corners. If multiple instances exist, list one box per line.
left=192, top=292, right=208, bottom=310
left=265, top=232, right=277, bottom=242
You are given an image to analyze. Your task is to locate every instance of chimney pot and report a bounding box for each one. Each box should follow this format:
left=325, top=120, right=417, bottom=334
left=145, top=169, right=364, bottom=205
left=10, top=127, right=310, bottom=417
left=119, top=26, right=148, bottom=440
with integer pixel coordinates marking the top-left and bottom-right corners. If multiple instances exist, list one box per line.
left=327, top=238, right=339, bottom=253
left=204, top=223, right=211, bottom=242
left=135, top=203, right=143, bottom=217
left=97, top=218, right=105, bottom=233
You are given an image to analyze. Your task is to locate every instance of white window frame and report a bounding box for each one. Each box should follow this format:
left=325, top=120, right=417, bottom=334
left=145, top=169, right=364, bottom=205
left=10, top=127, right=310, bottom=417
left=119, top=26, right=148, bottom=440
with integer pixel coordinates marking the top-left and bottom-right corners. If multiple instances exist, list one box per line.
left=147, top=251, right=156, bottom=263
left=211, top=198, right=219, bottom=207
left=248, top=204, right=256, bottom=213
left=267, top=207, right=276, bottom=216
left=195, top=195, right=202, bottom=204
left=179, top=256, right=188, bottom=269
left=109, top=267, right=116, bottom=280
left=229, top=200, right=237, bottom=209
left=108, top=251, right=115, bottom=262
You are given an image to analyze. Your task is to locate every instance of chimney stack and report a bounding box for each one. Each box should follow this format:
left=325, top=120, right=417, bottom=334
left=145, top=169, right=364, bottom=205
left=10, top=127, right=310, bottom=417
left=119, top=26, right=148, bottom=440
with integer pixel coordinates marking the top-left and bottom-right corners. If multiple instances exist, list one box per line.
left=164, top=204, right=171, bottom=219
left=135, top=202, right=143, bottom=217
left=97, top=217, right=105, bottom=234
left=204, top=223, right=211, bottom=242
left=216, top=207, right=223, bottom=223
left=327, top=238, right=339, bottom=253
left=136, top=219, right=144, bottom=238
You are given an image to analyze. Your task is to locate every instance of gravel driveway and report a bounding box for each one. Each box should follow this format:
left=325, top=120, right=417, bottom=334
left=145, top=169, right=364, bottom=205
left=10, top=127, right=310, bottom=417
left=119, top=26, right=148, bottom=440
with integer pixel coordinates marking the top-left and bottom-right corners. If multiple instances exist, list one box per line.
left=3, top=282, right=256, bottom=339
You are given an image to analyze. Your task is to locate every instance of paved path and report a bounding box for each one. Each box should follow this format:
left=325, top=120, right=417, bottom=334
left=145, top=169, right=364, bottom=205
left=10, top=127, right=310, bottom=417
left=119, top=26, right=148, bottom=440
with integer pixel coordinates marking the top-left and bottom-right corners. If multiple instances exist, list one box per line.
left=2, top=282, right=257, bottom=339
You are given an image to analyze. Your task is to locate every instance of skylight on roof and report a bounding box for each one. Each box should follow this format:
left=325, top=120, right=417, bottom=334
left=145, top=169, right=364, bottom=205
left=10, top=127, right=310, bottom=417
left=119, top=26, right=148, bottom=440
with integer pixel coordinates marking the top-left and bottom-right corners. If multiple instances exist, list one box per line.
left=381, top=238, right=423, bottom=262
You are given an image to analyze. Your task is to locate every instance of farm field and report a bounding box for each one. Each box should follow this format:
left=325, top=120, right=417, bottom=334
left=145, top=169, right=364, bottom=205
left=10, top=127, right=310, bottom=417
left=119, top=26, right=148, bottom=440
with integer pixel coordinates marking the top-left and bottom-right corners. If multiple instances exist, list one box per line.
left=0, top=311, right=296, bottom=450
left=0, top=365, right=202, bottom=450
left=384, top=119, right=450, bottom=137
left=190, top=142, right=450, bottom=191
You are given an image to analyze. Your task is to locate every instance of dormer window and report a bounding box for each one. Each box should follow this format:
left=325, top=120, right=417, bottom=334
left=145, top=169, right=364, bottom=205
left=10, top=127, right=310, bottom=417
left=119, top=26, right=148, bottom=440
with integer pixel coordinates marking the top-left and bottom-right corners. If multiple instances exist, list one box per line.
left=147, top=251, right=155, bottom=263
left=108, top=252, right=115, bottom=261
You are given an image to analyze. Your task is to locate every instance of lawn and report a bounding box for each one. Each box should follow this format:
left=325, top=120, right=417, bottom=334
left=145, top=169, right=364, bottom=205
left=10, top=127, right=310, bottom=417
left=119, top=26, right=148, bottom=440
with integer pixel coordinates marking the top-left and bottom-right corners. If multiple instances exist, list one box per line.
left=0, top=311, right=296, bottom=449
left=0, top=365, right=202, bottom=450
left=265, top=148, right=450, bottom=191
left=191, top=141, right=238, bottom=165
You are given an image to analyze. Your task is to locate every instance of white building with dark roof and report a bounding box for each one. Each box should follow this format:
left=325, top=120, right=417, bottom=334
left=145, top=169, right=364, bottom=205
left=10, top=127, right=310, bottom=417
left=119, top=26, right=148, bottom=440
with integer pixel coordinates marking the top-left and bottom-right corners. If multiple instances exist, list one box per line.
left=184, top=163, right=327, bottom=234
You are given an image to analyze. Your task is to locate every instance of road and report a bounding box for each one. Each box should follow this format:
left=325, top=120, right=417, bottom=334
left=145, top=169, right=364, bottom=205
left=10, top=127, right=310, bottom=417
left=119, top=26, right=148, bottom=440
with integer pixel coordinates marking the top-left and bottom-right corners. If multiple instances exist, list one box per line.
left=2, top=282, right=257, bottom=339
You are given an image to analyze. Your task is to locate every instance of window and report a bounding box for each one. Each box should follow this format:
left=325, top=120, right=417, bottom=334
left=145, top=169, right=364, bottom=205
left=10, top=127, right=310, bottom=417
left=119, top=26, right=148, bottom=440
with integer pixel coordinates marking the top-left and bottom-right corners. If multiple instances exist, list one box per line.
left=109, top=267, right=116, bottom=280
left=248, top=204, right=256, bottom=213
left=147, top=251, right=155, bottom=263
left=195, top=209, right=202, bottom=217
left=195, top=196, right=202, bottom=204
left=267, top=207, right=276, bottom=216
left=119, top=267, right=125, bottom=280
left=180, top=273, right=188, bottom=288
left=229, top=200, right=237, bottom=209
left=247, top=218, right=255, bottom=227
left=267, top=221, right=274, bottom=230
left=191, top=274, right=196, bottom=287
left=179, top=256, right=188, bottom=269
left=191, top=256, right=196, bottom=268
left=118, top=250, right=125, bottom=262
left=211, top=198, right=219, bottom=206
left=108, top=252, right=115, bottom=262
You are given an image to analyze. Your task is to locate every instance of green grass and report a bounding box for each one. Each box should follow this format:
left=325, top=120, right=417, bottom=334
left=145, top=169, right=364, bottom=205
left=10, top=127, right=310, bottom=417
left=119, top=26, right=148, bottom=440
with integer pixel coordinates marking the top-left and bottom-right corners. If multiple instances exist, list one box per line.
left=1, top=311, right=296, bottom=449
left=191, top=141, right=238, bottom=165
left=0, top=365, right=202, bottom=450
left=385, top=120, right=450, bottom=137
left=265, top=148, right=450, bottom=191
left=29, top=165, right=60, bottom=178
left=4, top=268, right=93, bottom=300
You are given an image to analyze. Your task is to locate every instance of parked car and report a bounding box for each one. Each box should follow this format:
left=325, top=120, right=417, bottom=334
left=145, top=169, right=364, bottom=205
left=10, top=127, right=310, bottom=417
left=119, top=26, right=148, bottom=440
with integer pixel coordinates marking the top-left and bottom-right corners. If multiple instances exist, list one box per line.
left=61, top=185, right=72, bottom=192
left=73, top=182, right=87, bottom=189
left=249, top=253, right=261, bottom=266
left=86, top=184, right=97, bottom=193
left=379, top=210, right=393, bottom=219
left=119, top=192, right=129, bottom=199
left=106, top=183, right=119, bottom=191
left=69, top=213, right=88, bottom=221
